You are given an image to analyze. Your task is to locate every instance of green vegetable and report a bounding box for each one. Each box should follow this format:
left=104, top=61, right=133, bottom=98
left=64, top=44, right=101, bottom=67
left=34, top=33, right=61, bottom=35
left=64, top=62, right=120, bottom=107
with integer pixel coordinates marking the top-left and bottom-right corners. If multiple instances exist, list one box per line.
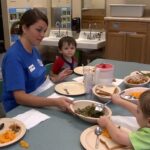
left=75, top=104, right=104, bottom=118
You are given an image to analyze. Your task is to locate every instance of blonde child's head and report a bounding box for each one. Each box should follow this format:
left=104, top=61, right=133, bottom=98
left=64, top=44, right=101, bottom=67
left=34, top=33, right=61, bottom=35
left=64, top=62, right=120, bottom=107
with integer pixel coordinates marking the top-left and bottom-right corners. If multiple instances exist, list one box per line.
left=138, top=90, right=150, bottom=127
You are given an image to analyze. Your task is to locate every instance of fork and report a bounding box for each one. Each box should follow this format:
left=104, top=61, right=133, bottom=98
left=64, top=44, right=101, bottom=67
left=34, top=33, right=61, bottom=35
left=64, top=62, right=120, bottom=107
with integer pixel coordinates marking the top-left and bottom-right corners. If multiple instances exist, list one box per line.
left=64, top=88, right=69, bottom=95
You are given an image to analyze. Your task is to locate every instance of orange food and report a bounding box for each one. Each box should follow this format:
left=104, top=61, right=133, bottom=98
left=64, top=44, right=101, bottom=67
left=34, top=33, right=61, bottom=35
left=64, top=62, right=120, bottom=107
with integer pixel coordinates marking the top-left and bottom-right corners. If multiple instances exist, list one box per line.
left=130, top=91, right=143, bottom=99
left=102, top=129, right=111, bottom=139
left=19, top=140, right=29, bottom=149
left=0, top=130, right=16, bottom=143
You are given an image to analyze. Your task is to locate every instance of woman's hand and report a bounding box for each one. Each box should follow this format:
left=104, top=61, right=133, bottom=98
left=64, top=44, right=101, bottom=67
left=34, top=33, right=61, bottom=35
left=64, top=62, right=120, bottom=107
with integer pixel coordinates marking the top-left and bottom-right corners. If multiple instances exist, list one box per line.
left=54, top=97, right=73, bottom=113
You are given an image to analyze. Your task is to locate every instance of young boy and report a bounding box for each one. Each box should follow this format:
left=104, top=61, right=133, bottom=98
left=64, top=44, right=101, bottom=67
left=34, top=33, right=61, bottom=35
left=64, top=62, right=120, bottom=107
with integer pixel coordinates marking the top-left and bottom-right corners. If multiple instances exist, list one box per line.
left=50, top=36, right=78, bottom=82
left=97, top=90, right=150, bottom=150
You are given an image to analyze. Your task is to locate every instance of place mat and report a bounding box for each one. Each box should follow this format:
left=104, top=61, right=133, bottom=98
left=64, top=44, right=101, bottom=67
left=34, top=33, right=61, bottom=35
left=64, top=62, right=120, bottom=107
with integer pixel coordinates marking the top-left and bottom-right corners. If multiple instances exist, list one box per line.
left=55, top=81, right=85, bottom=96
left=47, top=92, right=74, bottom=100
left=73, top=77, right=123, bottom=86
left=111, top=116, right=139, bottom=131
left=13, top=109, right=50, bottom=129
left=80, top=125, right=131, bottom=150
left=0, top=118, right=26, bottom=147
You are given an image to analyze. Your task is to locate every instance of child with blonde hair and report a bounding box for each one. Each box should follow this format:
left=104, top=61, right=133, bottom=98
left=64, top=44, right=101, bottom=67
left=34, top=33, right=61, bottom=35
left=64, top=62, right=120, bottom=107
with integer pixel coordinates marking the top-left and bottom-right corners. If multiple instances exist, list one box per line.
left=98, top=90, right=150, bottom=150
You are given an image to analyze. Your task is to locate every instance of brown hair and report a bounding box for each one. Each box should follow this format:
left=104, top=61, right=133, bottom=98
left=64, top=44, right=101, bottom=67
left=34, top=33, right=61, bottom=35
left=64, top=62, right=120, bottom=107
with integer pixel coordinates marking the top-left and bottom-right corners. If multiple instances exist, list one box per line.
left=11, top=8, right=48, bottom=35
left=58, top=36, right=77, bottom=50
left=139, top=89, right=150, bottom=118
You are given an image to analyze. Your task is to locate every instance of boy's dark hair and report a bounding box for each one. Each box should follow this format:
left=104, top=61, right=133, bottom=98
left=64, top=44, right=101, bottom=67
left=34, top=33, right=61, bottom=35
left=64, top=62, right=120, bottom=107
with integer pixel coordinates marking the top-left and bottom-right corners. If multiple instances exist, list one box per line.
left=139, top=89, right=150, bottom=118
left=58, top=36, right=77, bottom=50
left=11, top=8, right=48, bottom=35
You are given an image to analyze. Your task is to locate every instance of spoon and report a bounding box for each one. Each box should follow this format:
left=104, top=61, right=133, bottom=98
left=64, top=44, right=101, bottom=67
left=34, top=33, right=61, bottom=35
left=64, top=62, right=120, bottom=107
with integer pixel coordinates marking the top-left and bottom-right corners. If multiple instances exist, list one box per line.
left=95, top=100, right=111, bottom=112
left=95, top=126, right=102, bottom=149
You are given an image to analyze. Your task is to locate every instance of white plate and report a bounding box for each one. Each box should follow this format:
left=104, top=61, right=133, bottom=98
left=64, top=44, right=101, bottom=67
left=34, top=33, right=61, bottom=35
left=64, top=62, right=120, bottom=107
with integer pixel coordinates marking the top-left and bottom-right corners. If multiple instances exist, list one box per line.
left=55, top=81, right=85, bottom=96
left=80, top=125, right=131, bottom=150
left=74, top=66, right=95, bottom=75
left=70, top=100, right=112, bottom=123
left=0, top=118, right=26, bottom=147
left=120, top=87, right=149, bottom=102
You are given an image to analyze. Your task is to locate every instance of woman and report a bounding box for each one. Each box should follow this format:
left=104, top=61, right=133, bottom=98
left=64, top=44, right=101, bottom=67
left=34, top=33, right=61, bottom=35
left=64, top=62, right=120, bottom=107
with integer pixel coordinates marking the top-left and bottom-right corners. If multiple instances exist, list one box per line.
left=2, top=8, right=72, bottom=112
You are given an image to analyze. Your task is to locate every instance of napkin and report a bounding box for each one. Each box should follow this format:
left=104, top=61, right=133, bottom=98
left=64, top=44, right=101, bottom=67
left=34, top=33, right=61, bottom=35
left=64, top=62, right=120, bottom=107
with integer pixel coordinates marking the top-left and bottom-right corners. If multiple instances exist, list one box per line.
left=113, top=78, right=123, bottom=86
left=72, top=76, right=84, bottom=83
left=29, top=77, right=54, bottom=95
left=13, top=109, right=50, bottom=129
left=47, top=93, right=74, bottom=101
left=72, top=76, right=123, bottom=86
left=111, top=116, right=139, bottom=131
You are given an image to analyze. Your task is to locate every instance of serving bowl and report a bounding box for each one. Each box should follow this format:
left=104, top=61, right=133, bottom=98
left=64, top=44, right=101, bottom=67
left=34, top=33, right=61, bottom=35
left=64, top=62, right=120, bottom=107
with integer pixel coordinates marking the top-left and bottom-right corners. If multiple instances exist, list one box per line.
left=92, top=84, right=121, bottom=102
left=70, top=100, right=112, bottom=123
left=123, top=74, right=150, bottom=88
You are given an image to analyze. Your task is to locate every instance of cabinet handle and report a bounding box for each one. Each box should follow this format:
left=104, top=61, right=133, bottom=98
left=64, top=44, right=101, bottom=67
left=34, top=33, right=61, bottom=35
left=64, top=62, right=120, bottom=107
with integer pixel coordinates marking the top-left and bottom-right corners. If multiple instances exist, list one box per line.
left=118, top=31, right=126, bottom=34
left=126, top=32, right=137, bottom=35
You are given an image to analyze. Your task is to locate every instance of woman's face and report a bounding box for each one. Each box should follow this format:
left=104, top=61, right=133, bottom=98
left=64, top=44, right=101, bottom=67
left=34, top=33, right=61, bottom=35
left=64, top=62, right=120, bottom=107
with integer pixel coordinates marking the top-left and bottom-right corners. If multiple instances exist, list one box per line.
left=23, top=19, right=48, bottom=46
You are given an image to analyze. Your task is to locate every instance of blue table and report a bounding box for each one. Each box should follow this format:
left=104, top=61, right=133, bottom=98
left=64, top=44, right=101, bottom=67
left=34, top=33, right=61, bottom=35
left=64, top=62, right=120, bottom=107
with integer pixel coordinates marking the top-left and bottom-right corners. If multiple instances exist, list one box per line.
left=5, top=58, right=150, bottom=150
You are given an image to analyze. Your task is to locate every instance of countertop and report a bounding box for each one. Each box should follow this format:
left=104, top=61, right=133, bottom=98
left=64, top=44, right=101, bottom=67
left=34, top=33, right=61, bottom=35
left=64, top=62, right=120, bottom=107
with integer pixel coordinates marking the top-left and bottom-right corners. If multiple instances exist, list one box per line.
left=105, top=16, right=150, bottom=22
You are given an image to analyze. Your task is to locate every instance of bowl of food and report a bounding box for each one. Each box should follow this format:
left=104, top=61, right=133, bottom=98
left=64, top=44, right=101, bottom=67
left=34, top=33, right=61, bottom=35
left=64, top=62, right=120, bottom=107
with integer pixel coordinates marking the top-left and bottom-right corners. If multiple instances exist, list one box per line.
left=120, top=87, right=149, bottom=103
left=92, top=84, right=121, bottom=102
left=123, top=74, right=150, bottom=88
left=70, top=100, right=112, bottom=123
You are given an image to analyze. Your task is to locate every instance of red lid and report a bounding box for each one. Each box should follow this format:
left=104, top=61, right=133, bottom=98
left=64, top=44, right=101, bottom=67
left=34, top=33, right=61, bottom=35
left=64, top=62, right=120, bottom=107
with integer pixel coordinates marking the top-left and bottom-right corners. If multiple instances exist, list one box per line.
left=96, top=63, right=113, bottom=69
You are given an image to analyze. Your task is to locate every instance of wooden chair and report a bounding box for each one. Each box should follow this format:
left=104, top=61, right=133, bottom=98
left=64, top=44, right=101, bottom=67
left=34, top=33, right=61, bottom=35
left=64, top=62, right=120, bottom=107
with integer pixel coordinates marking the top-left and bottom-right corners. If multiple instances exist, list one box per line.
left=45, top=63, right=53, bottom=75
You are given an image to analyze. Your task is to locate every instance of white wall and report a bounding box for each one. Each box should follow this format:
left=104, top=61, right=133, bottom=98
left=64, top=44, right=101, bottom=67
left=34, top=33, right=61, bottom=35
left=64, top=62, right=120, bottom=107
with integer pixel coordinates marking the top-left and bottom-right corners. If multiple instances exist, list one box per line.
left=106, top=0, right=150, bottom=16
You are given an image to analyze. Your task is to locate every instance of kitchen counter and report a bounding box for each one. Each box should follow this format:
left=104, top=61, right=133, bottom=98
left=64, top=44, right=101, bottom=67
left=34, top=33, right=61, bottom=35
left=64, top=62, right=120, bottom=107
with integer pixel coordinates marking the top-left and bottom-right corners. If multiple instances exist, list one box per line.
left=105, top=16, right=150, bottom=22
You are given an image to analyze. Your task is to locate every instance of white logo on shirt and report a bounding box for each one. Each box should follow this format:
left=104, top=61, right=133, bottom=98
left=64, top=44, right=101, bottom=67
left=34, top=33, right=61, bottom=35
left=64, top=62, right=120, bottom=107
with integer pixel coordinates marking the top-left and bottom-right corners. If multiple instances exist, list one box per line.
left=37, top=59, right=43, bottom=66
left=28, top=64, right=35, bottom=72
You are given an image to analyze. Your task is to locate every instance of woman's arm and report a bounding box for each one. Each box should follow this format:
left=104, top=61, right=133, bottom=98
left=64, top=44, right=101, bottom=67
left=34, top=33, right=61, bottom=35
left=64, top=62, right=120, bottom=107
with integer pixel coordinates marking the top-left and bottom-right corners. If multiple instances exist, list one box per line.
left=14, top=90, right=73, bottom=111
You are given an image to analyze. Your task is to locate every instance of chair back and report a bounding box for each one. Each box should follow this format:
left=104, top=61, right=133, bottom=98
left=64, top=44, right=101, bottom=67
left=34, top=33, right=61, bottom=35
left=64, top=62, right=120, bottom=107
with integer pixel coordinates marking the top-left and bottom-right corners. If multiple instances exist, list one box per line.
left=45, top=63, right=53, bottom=75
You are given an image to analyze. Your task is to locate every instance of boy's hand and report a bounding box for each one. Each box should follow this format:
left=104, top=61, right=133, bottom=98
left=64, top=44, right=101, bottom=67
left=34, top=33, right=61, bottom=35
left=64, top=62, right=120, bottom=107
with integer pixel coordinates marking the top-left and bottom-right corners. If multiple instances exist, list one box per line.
left=111, top=94, right=123, bottom=105
left=97, top=116, right=110, bottom=128
left=58, top=68, right=73, bottom=81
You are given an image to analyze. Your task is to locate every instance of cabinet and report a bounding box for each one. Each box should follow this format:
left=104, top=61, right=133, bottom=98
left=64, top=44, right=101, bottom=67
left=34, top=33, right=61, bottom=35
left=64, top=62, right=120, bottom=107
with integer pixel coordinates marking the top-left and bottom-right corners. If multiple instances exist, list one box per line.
left=105, top=20, right=147, bottom=63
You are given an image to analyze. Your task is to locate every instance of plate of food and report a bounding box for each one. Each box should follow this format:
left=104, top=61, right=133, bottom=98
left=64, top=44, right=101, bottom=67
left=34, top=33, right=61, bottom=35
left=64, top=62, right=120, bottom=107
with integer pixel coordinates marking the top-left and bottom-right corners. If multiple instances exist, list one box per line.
left=123, top=74, right=150, bottom=88
left=70, top=100, right=112, bottom=123
left=73, top=66, right=95, bottom=75
left=92, top=84, right=121, bottom=102
left=120, top=87, right=149, bottom=103
left=130, top=70, right=150, bottom=78
left=55, top=81, right=85, bottom=96
left=0, top=118, right=26, bottom=147
left=80, top=125, right=132, bottom=150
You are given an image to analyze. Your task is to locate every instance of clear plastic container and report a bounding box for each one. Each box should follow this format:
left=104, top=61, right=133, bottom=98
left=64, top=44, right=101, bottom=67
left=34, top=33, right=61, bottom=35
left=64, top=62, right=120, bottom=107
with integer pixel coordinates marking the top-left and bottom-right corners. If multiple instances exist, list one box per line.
left=95, top=63, right=114, bottom=85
